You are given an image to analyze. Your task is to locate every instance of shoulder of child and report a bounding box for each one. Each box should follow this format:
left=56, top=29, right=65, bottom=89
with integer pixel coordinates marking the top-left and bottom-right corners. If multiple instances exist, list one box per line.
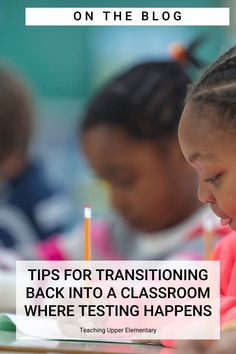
left=213, top=231, right=236, bottom=260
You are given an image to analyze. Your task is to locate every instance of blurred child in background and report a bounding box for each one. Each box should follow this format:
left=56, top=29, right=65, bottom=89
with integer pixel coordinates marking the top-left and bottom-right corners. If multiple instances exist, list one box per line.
left=177, top=45, right=236, bottom=353
left=0, top=67, right=74, bottom=266
left=21, top=52, right=228, bottom=264
left=0, top=49, right=229, bottom=268
left=77, top=57, right=227, bottom=261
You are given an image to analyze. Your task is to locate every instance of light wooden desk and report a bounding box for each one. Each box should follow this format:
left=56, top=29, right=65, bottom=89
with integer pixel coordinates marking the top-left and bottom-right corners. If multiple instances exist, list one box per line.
left=0, top=331, right=175, bottom=354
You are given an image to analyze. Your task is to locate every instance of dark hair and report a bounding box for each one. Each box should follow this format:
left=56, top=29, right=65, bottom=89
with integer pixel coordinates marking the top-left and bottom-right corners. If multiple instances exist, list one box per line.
left=0, top=67, right=33, bottom=163
left=186, top=46, right=236, bottom=128
left=81, top=61, right=191, bottom=141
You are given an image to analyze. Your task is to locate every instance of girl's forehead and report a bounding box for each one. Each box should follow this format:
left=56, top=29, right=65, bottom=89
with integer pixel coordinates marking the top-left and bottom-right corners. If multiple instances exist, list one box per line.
left=179, top=101, right=221, bottom=140
left=178, top=104, right=218, bottom=158
left=178, top=104, right=201, bottom=142
left=179, top=105, right=236, bottom=164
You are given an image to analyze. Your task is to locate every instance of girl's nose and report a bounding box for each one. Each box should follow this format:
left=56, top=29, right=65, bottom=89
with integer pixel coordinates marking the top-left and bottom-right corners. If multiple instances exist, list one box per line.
left=197, top=182, right=216, bottom=204
left=110, top=188, right=127, bottom=211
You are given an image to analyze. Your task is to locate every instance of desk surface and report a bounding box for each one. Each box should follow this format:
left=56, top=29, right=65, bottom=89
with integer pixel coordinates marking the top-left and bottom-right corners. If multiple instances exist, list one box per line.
left=0, top=331, right=175, bottom=354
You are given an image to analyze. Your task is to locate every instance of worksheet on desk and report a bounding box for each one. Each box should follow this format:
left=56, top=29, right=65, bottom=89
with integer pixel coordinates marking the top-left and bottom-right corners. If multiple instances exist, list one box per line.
left=0, top=313, right=134, bottom=343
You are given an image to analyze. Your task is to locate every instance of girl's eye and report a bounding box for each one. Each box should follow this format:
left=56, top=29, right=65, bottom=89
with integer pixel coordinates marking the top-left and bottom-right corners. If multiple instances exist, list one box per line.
left=205, top=173, right=222, bottom=184
left=115, top=177, right=136, bottom=188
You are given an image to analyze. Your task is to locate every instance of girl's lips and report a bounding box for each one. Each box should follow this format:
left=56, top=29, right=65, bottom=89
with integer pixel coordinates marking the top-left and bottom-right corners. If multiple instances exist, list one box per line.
left=220, top=217, right=232, bottom=226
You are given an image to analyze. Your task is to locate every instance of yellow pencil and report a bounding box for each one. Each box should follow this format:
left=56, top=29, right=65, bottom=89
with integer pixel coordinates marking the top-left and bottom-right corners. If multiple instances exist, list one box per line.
left=203, top=218, right=214, bottom=260
left=84, top=205, right=92, bottom=261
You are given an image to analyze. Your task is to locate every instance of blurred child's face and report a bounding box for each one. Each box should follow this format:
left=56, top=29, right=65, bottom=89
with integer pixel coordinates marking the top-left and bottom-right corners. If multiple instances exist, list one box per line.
left=82, top=125, right=200, bottom=233
left=179, top=102, right=236, bottom=230
left=0, top=152, right=26, bottom=180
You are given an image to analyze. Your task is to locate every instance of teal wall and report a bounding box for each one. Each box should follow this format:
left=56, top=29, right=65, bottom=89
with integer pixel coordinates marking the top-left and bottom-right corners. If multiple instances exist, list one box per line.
left=0, top=0, right=225, bottom=99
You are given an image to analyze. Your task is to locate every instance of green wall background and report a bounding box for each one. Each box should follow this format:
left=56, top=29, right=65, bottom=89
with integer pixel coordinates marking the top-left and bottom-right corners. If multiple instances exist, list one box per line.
left=0, top=0, right=226, bottom=100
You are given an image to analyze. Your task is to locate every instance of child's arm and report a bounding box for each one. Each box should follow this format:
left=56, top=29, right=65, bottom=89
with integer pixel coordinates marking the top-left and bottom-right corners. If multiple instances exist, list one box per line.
left=0, top=247, right=19, bottom=270
left=213, top=231, right=236, bottom=328
left=34, top=218, right=120, bottom=261
left=177, top=232, right=236, bottom=354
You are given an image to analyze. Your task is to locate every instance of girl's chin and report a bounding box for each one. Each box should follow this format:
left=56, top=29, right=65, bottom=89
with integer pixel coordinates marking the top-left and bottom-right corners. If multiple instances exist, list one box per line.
left=229, top=220, right=236, bottom=230
left=220, top=217, right=233, bottom=227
